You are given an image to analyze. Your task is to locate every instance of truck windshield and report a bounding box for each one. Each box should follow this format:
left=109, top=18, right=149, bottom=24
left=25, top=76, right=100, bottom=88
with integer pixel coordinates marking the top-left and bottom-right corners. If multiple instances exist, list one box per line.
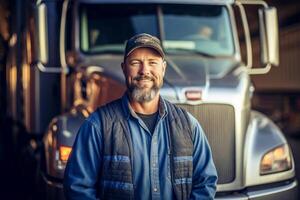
left=79, top=4, right=234, bottom=56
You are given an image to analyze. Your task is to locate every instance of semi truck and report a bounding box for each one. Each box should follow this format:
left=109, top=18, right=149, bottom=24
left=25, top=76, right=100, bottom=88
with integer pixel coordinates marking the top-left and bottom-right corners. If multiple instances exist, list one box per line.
left=5, top=0, right=298, bottom=199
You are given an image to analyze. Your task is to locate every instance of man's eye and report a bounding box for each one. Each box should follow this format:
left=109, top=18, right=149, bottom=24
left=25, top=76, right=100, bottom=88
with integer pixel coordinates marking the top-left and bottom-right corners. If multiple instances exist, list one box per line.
left=131, top=62, right=140, bottom=66
left=150, top=62, right=158, bottom=66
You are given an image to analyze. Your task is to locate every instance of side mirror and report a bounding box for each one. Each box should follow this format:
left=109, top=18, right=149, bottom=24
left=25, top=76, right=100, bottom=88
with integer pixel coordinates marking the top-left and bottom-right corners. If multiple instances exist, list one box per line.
left=36, top=3, right=49, bottom=64
left=259, top=7, right=279, bottom=66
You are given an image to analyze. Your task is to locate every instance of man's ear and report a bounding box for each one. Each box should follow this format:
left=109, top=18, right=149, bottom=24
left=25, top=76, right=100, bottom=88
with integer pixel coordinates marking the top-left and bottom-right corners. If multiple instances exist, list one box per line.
left=121, top=62, right=125, bottom=73
left=162, top=60, right=167, bottom=76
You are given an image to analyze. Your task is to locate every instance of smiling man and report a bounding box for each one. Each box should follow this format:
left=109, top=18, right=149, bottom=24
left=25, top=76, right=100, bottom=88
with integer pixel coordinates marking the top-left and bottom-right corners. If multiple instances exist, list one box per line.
left=64, top=33, right=218, bottom=200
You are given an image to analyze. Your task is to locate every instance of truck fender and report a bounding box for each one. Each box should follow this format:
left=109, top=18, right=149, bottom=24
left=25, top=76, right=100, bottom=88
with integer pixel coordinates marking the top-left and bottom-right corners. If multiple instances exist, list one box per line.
left=43, top=107, right=87, bottom=179
left=243, top=111, right=295, bottom=187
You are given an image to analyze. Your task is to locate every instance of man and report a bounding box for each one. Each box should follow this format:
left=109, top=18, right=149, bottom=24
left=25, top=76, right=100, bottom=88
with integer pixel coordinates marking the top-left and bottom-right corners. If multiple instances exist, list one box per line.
left=64, top=33, right=218, bottom=200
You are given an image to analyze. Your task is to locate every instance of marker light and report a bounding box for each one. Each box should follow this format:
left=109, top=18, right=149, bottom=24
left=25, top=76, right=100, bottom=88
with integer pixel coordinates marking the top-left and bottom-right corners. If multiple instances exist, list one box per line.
left=260, top=144, right=292, bottom=175
left=59, top=146, right=72, bottom=162
left=185, top=90, right=202, bottom=101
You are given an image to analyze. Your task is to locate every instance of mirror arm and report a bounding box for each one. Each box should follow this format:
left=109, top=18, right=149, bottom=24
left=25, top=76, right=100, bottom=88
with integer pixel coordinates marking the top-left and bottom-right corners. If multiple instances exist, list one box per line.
left=236, top=0, right=268, bottom=8
left=235, top=1, right=252, bottom=69
left=236, top=0, right=274, bottom=75
left=60, top=0, right=70, bottom=113
left=248, top=63, right=271, bottom=75
left=60, top=0, right=69, bottom=70
left=36, top=61, right=69, bottom=74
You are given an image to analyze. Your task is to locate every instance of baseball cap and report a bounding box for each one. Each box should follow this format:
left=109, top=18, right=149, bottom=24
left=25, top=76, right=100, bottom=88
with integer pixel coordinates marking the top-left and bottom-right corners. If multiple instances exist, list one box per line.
left=124, top=33, right=165, bottom=60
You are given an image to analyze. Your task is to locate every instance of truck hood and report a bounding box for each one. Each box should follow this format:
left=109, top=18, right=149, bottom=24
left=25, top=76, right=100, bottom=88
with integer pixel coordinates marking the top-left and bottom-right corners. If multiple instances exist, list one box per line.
left=164, top=55, right=239, bottom=87
left=77, top=54, right=239, bottom=88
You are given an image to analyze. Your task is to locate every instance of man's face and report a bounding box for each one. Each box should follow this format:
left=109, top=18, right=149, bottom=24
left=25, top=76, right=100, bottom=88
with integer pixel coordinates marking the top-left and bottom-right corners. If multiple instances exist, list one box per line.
left=121, top=47, right=166, bottom=103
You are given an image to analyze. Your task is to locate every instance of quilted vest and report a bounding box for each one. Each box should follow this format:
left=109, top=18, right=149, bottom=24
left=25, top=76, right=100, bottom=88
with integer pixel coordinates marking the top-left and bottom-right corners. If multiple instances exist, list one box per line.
left=97, top=98, right=193, bottom=200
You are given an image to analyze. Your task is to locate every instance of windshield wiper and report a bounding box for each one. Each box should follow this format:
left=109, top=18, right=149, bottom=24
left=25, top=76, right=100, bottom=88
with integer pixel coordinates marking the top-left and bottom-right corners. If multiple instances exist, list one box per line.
left=165, top=48, right=216, bottom=58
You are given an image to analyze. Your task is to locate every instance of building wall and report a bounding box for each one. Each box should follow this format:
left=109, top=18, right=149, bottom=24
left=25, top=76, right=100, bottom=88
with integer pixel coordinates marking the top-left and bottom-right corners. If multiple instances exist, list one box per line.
left=250, top=24, right=300, bottom=135
left=251, top=24, right=300, bottom=92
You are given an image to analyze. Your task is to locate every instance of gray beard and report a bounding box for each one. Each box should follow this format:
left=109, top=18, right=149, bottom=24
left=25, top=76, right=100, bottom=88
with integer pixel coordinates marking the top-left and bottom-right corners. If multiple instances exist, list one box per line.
left=130, top=86, right=160, bottom=103
left=126, top=75, right=162, bottom=103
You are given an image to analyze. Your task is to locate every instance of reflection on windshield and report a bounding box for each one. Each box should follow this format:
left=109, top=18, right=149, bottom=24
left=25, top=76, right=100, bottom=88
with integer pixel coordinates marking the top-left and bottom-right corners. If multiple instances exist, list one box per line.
left=162, top=5, right=234, bottom=56
left=79, top=4, right=234, bottom=56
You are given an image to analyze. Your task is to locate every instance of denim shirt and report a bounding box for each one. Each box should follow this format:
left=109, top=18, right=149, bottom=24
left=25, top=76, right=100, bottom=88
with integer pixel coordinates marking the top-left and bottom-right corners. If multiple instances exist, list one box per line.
left=64, top=94, right=218, bottom=200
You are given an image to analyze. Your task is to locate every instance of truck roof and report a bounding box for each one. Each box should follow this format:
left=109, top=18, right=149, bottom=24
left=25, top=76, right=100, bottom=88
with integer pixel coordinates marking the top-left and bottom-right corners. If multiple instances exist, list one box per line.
left=75, top=0, right=234, bottom=5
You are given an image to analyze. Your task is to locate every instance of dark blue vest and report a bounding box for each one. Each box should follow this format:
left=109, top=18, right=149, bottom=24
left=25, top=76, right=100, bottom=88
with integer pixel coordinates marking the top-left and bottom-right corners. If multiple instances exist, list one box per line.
left=97, top=98, right=193, bottom=200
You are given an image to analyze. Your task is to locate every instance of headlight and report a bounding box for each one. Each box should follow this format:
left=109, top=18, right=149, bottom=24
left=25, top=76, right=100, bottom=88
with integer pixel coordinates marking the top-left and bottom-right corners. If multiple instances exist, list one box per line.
left=260, top=144, right=292, bottom=175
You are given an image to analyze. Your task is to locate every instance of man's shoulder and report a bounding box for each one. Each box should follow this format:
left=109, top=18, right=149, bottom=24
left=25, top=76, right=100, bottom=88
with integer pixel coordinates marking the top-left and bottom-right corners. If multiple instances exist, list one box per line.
left=162, top=98, right=199, bottom=131
left=84, top=109, right=102, bottom=129
left=163, top=99, right=191, bottom=119
left=87, top=97, right=123, bottom=124
left=98, top=98, right=124, bottom=116
left=162, top=98, right=183, bottom=112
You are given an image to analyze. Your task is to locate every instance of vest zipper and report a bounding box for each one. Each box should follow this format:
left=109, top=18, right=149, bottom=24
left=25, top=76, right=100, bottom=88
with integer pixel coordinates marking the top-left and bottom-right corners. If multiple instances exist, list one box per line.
left=166, top=120, right=178, bottom=200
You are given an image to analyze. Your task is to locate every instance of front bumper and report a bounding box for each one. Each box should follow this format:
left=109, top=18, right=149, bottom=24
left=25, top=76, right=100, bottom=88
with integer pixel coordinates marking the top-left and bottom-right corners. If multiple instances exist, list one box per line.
left=216, top=180, right=298, bottom=200
left=41, top=172, right=65, bottom=200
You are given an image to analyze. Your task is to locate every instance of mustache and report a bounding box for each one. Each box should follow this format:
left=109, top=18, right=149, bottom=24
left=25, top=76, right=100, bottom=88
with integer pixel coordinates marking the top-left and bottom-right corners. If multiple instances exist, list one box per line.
left=133, top=75, right=154, bottom=81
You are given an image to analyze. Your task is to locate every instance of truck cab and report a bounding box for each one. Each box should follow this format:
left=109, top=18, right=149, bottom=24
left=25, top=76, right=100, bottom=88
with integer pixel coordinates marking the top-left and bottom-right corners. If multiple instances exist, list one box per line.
left=6, top=0, right=298, bottom=199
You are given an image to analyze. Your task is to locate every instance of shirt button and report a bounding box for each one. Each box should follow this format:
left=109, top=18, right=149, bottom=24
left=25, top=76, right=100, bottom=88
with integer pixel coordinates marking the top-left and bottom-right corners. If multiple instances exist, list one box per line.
left=153, top=188, right=158, bottom=192
left=153, top=163, right=156, bottom=167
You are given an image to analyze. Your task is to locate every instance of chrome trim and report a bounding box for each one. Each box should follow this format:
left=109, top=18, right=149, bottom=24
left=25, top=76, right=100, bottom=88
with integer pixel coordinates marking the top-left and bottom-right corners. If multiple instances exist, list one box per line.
left=41, top=172, right=63, bottom=189
left=215, top=180, right=297, bottom=199
left=236, top=0, right=275, bottom=74
left=60, top=0, right=68, bottom=70
left=244, top=111, right=295, bottom=186
left=60, top=0, right=70, bottom=112
left=248, top=63, right=272, bottom=74
left=227, top=5, right=241, bottom=62
left=260, top=7, right=279, bottom=66
left=234, top=1, right=252, bottom=69
left=37, top=3, right=49, bottom=64
left=248, top=180, right=297, bottom=198
left=36, top=61, right=68, bottom=73
left=216, top=195, right=248, bottom=200
left=236, top=0, right=267, bottom=7
left=34, top=64, right=40, bottom=132
left=77, top=0, right=234, bottom=4
left=85, top=66, right=104, bottom=75
left=157, top=5, right=165, bottom=41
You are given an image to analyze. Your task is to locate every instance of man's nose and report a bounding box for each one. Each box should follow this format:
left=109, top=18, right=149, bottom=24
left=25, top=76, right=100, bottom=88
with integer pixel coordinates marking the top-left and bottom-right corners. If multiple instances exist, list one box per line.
left=138, top=62, right=150, bottom=75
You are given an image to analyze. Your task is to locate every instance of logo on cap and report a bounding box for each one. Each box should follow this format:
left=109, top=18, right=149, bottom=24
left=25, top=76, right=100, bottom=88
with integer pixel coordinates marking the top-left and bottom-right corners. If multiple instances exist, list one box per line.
left=135, top=36, right=152, bottom=44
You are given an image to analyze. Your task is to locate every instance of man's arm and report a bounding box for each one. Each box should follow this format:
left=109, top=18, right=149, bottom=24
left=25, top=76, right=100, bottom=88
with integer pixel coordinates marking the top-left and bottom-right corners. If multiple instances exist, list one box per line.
left=189, top=114, right=218, bottom=200
left=63, top=118, right=103, bottom=200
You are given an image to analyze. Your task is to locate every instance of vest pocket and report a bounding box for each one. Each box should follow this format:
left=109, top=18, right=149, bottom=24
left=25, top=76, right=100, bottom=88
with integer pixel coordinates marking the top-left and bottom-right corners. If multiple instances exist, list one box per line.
left=101, top=155, right=134, bottom=199
left=103, top=155, right=130, bottom=162
left=101, top=180, right=134, bottom=200
left=102, top=155, right=132, bottom=183
left=101, top=180, right=133, bottom=191
left=172, top=156, right=193, bottom=182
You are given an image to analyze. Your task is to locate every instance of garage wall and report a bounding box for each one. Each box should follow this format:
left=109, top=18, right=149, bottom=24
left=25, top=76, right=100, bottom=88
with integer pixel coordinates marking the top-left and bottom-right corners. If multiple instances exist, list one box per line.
left=251, top=24, right=300, bottom=92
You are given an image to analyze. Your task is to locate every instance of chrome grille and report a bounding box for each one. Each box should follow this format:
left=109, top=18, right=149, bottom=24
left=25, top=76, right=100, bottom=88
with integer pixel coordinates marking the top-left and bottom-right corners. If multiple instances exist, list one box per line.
left=177, top=103, right=235, bottom=184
